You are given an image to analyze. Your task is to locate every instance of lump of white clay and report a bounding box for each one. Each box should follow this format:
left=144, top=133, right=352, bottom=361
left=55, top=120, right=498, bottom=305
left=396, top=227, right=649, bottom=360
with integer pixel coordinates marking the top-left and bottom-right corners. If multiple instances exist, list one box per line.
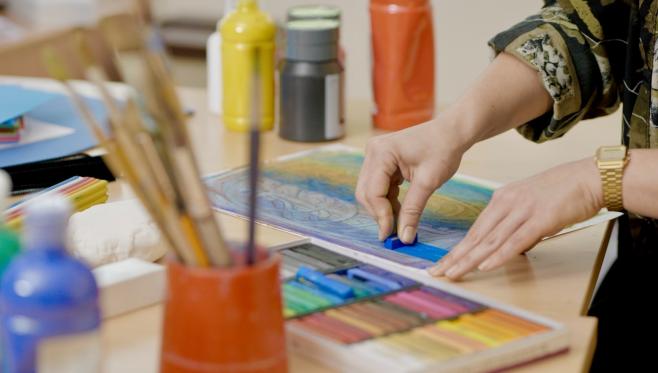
left=69, top=199, right=166, bottom=267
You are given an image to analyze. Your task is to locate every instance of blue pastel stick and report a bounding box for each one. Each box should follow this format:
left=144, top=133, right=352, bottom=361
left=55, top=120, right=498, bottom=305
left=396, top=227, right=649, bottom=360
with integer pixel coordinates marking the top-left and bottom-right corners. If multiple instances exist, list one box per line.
left=394, top=243, right=448, bottom=262
left=384, top=233, right=417, bottom=249
left=296, top=266, right=354, bottom=299
left=346, top=268, right=402, bottom=291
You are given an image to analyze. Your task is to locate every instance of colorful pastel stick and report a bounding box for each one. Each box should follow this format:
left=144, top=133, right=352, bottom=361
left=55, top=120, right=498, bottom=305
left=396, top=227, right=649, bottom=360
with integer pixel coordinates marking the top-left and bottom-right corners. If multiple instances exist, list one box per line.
left=287, top=281, right=344, bottom=305
left=296, top=266, right=354, bottom=299
left=347, top=268, right=402, bottom=291
left=384, top=233, right=417, bottom=249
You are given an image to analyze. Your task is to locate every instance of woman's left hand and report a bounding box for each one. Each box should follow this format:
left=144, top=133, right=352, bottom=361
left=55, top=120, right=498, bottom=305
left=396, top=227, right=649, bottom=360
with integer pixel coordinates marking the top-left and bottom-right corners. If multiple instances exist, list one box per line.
left=429, top=157, right=604, bottom=280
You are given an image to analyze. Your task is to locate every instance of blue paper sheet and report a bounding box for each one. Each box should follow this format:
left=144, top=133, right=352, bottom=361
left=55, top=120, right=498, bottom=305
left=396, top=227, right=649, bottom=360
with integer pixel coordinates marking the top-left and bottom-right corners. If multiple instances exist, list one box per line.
left=0, top=85, right=56, bottom=123
left=0, top=85, right=108, bottom=168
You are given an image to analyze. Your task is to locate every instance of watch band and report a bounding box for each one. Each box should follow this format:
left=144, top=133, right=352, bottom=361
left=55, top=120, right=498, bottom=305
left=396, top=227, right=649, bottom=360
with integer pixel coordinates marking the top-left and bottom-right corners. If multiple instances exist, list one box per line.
left=599, top=166, right=624, bottom=211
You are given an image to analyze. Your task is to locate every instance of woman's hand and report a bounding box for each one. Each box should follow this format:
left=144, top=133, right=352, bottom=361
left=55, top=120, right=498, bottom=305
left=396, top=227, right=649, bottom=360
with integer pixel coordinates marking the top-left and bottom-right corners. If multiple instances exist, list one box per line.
left=356, top=112, right=471, bottom=243
left=429, top=157, right=604, bottom=280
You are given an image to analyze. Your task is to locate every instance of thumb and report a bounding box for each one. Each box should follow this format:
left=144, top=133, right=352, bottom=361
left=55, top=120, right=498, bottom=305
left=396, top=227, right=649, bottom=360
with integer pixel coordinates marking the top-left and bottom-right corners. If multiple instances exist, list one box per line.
left=397, top=178, right=436, bottom=244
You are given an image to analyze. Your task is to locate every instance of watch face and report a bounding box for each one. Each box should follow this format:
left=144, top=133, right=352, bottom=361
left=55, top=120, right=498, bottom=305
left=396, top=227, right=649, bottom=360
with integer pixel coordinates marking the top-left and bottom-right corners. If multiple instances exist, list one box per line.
left=597, top=146, right=626, bottom=161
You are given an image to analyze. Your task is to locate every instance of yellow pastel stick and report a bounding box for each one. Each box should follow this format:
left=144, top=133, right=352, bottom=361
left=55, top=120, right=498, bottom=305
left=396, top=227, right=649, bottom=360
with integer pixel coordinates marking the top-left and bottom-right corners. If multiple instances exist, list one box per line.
left=437, top=321, right=500, bottom=347
left=71, top=189, right=108, bottom=208
left=405, top=332, right=459, bottom=360
left=459, top=314, right=520, bottom=341
left=414, top=326, right=480, bottom=354
left=283, top=308, right=295, bottom=318
left=478, top=309, right=547, bottom=333
left=325, top=309, right=386, bottom=336
left=6, top=190, right=108, bottom=230
left=68, top=180, right=108, bottom=203
left=451, top=316, right=515, bottom=343
left=379, top=334, right=427, bottom=359
left=75, top=195, right=109, bottom=212
left=382, top=332, right=456, bottom=360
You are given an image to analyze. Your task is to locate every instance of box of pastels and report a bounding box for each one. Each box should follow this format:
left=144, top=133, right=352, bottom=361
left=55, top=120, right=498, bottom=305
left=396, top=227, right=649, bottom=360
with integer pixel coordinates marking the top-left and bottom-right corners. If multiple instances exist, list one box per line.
left=274, top=240, right=569, bottom=372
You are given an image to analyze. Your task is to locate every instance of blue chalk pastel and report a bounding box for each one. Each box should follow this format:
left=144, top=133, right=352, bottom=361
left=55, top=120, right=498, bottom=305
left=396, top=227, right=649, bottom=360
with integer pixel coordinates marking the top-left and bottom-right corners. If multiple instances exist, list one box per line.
left=296, top=266, right=354, bottom=299
left=394, top=243, right=448, bottom=262
left=347, top=268, right=402, bottom=291
left=384, top=233, right=417, bottom=249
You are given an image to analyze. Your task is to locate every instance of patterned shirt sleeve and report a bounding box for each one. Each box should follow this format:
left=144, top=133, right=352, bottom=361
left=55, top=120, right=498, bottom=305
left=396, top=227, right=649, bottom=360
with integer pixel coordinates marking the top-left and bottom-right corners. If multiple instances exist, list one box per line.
left=488, top=0, right=631, bottom=143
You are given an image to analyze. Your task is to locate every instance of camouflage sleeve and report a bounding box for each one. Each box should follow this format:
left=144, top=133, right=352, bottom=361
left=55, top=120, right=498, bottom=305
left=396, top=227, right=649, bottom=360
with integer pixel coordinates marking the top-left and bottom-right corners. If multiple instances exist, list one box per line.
left=488, top=0, right=631, bottom=143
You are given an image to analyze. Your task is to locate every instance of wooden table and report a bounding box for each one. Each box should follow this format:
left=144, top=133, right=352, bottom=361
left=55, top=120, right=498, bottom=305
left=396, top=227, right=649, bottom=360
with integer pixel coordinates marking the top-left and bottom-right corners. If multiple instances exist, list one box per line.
left=97, top=86, right=621, bottom=372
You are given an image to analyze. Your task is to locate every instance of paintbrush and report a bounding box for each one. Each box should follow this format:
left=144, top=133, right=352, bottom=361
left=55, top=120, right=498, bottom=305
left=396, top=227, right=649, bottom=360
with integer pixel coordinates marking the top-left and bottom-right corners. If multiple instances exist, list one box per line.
left=42, top=50, right=194, bottom=264
left=93, top=17, right=232, bottom=267
left=246, top=49, right=262, bottom=266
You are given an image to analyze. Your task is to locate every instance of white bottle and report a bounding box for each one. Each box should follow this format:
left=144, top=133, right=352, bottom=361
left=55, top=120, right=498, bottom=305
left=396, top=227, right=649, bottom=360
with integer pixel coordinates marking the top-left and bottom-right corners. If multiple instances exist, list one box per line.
left=207, top=0, right=236, bottom=115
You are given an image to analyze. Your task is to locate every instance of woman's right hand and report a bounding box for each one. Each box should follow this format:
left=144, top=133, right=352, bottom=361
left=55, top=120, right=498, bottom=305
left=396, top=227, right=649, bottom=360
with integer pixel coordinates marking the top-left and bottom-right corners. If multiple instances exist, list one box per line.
left=355, top=111, right=471, bottom=244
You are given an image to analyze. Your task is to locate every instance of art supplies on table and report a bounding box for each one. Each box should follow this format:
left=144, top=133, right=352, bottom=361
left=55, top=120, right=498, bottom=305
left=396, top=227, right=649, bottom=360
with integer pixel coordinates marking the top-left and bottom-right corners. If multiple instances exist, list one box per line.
left=279, top=19, right=345, bottom=142
left=221, top=0, right=276, bottom=132
left=3, top=154, right=114, bottom=194
left=93, top=258, right=166, bottom=319
left=69, top=199, right=165, bottom=268
left=0, top=83, right=109, bottom=168
left=0, top=196, right=102, bottom=373
left=4, top=176, right=109, bottom=231
left=206, top=145, right=623, bottom=273
left=206, top=0, right=237, bottom=115
left=370, top=0, right=435, bottom=130
left=287, top=4, right=342, bottom=22
left=0, top=116, right=24, bottom=143
left=91, top=238, right=569, bottom=372
left=285, top=4, right=345, bottom=65
left=0, top=85, right=54, bottom=144
left=274, top=240, right=568, bottom=372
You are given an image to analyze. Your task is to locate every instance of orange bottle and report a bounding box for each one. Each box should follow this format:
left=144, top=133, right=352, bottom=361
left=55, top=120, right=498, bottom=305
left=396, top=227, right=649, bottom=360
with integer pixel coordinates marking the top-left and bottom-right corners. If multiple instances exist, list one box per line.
left=370, top=0, right=435, bottom=130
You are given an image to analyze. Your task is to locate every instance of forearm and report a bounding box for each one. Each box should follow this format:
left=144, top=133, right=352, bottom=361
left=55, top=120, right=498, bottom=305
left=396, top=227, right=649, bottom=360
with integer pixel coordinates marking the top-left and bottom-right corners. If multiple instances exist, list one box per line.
left=443, top=52, right=552, bottom=150
left=622, top=149, right=658, bottom=218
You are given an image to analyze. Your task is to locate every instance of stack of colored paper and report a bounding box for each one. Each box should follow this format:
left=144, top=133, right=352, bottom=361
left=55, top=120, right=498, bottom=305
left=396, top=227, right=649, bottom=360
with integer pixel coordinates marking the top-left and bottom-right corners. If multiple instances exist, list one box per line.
left=4, top=176, right=109, bottom=231
left=0, top=85, right=55, bottom=146
left=0, top=116, right=24, bottom=143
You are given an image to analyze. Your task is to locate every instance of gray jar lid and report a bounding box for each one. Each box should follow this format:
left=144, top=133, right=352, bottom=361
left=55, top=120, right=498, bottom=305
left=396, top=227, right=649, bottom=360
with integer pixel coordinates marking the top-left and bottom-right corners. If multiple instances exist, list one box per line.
left=285, top=19, right=339, bottom=62
left=287, top=5, right=341, bottom=22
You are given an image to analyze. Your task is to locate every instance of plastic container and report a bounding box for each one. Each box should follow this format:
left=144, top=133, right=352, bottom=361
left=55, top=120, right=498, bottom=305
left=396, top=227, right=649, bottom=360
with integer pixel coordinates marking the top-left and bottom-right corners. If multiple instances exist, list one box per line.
left=287, top=4, right=341, bottom=22
left=0, top=171, right=21, bottom=371
left=160, top=248, right=287, bottom=373
left=370, top=0, right=435, bottom=130
left=0, top=196, right=101, bottom=373
left=286, top=5, right=345, bottom=66
left=206, top=0, right=237, bottom=115
left=279, top=19, right=344, bottom=142
left=221, top=0, right=276, bottom=132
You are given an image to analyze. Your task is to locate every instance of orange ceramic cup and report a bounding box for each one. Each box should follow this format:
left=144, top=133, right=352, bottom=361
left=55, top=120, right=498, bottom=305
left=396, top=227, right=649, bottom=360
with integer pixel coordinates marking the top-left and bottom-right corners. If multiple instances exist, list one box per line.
left=160, top=249, right=287, bottom=373
left=370, top=0, right=435, bottom=131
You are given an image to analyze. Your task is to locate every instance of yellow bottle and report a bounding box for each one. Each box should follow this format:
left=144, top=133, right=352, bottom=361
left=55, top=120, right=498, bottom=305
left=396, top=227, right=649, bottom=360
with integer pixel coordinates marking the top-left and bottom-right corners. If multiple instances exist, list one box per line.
left=220, top=0, right=276, bottom=132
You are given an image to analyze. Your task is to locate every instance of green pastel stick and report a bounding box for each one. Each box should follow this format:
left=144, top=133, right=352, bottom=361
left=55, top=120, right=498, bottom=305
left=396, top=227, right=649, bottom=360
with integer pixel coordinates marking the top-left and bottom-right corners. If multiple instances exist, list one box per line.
left=283, top=283, right=332, bottom=308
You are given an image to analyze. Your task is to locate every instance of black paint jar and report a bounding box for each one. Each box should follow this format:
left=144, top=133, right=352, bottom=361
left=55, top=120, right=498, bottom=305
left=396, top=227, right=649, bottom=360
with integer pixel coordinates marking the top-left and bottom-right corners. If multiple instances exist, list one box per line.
left=279, top=19, right=344, bottom=142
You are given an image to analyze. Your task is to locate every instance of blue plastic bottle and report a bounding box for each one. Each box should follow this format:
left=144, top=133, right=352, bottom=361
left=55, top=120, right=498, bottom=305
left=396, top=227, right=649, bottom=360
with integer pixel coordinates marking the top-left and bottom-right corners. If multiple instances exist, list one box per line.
left=0, top=195, right=101, bottom=373
left=0, top=171, right=21, bottom=371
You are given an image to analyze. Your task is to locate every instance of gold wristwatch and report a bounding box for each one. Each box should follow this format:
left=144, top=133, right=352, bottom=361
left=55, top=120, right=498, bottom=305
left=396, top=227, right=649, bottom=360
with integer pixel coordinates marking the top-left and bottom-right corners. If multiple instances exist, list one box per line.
left=595, top=145, right=629, bottom=212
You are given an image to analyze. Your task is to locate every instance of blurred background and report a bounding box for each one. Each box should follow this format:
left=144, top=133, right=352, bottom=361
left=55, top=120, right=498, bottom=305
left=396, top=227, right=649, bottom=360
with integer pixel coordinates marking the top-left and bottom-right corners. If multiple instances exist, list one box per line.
left=0, top=0, right=542, bottom=106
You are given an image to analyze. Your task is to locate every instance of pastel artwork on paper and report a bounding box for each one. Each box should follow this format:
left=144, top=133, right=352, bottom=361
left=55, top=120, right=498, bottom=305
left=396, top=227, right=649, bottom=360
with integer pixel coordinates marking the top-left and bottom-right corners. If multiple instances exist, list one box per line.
left=206, top=146, right=494, bottom=269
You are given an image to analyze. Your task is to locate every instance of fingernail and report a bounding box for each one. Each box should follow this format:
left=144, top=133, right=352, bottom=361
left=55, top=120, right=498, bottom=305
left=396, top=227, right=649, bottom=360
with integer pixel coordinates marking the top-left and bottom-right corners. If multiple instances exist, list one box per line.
left=433, top=262, right=447, bottom=276
left=428, top=264, right=441, bottom=276
left=445, top=266, right=459, bottom=279
left=478, top=258, right=494, bottom=271
left=401, top=226, right=416, bottom=244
